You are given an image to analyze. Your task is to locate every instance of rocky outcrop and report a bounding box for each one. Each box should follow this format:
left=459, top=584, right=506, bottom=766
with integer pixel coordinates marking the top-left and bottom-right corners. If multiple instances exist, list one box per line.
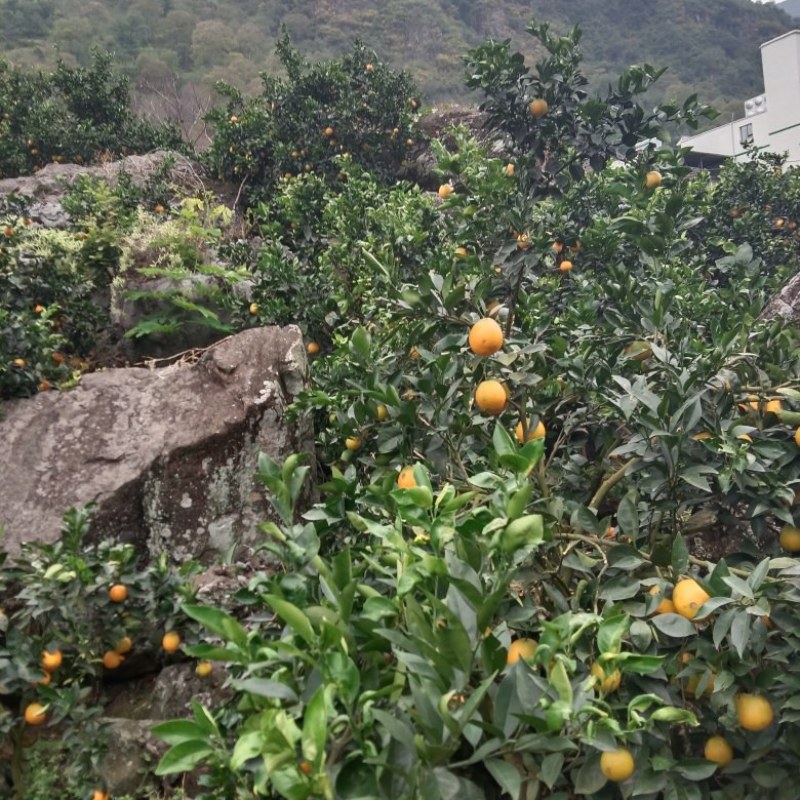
left=0, top=150, right=208, bottom=227
left=0, top=326, right=312, bottom=562
left=760, top=271, right=800, bottom=325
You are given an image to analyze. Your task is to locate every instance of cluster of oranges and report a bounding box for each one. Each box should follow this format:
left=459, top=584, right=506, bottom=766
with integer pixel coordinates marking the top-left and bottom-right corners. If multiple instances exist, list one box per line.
left=503, top=572, right=776, bottom=783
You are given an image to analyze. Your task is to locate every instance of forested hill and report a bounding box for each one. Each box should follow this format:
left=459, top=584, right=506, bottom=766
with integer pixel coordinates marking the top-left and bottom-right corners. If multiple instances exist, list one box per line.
left=1, top=0, right=795, bottom=118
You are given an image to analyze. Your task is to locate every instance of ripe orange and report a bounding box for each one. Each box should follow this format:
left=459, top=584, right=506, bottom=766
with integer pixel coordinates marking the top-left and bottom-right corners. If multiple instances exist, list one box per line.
left=552, top=242, right=564, bottom=253
left=645, top=170, right=662, bottom=189
left=229, top=115, right=238, bottom=123
left=345, top=437, right=361, bottom=451
left=92, top=789, right=110, bottom=800
left=516, top=232, right=531, bottom=249
left=468, top=317, right=504, bottom=357
left=795, top=427, right=800, bottom=447
left=13, top=358, right=25, bottom=368
left=397, top=466, right=416, bottom=489
left=108, top=584, right=128, bottom=603
left=559, top=260, right=573, bottom=272
left=735, top=693, right=774, bottom=731
left=673, top=578, right=710, bottom=620
left=37, top=671, right=51, bottom=686
left=102, top=650, right=124, bottom=670
left=515, top=419, right=545, bottom=443
left=590, top=661, right=621, bottom=694
left=648, top=585, right=675, bottom=615
left=506, top=638, right=537, bottom=665
left=779, top=525, right=800, bottom=552
left=162, top=631, right=181, bottom=653
left=299, top=760, right=313, bottom=776
left=686, top=671, right=716, bottom=698
left=376, top=404, right=389, bottom=421
left=306, top=342, right=320, bottom=355
left=529, top=98, right=549, bottom=118
left=115, top=636, right=133, bottom=655
left=365, top=63, right=374, bottom=72
left=249, top=302, right=259, bottom=315
left=504, top=163, right=514, bottom=176
left=154, top=204, right=165, bottom=214
left=454, top=246, right=468, bottom=257
left=323, top=126, right=335, bottom=137
left=764, top=399, right=783, bottom=414
left=33, top=304, right=44, bottom=313
left=41, top=649, right=62, bottom=672
left=24, top=702, right=47, bottom=725
left=196, top=660, right=213, bottom=678
left=438, top=183, right=453, bottom=199
left=600, top=748, right=635, bottom=782
left=704, top=735, right=733, bottom=767
left=475, top=380, right=508, bottom=416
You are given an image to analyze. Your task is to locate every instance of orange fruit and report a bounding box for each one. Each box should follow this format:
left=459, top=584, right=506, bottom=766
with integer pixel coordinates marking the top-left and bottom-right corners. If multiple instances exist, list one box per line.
left=735, top=693, right=774, bottom=731
left=397, top=466, right=416, bottom=489
left=37, top=671, right=51, bottom=686
left=115, top=636, right=133, bottom=655
left=92, top=790, right=109, bottom=800
left=648, top=585, right=675, bottom=615
left=299, top=760, right=313, bottom=776
left=779, top=525, right=800, bottom=552
left=590, top=661, right=621, bottom=694
left=33, top=304, right=44, bottom=313
left=515, top=419, right=545, bottom=443
left=645, top=170, right=662, bottom=189
left=323, top=126, right=335, bottom=137
left=41, top=649, right=62, bottom=672
left=345, top=437, right=361, bottom=451
left=559, top=260, right=573, bottom=272
left=102, top=650, right=124, bottom=670
left=692, top=431, right=712, bottom=441
left=506, top=638, right=537, bottom=665
left=108, top=584, right=128, bottom=603
left=673, top=578, right=710, bottom=620
left=686, top=671, right=716, bottom=698
left=248, top=302, right=259, bottom=315
left=376, top=404, right=389, bottom=421
left=704, top=735, right=733, bottom=767
left=12, top=358, right=25, bottom=368
left=306, top=342, right=320, bottom=355
left=454, top=246, right=468, bottom=257
left=365, top=63, right=374, bottom=72
left=438, top=183, right=453, bottom=199
left=516, top=232, right=531, bottom=249
left=24, top=702, right=47, bottom=725
left=794, top=427, right=800, bottom=447
left=504, top=163, right=514, bottom=176
left=468, top=317, right=504, bottom=357
left=475, top=380, right=508, bottom=416
left=529, top=98, right=548, bottom=118
left=552, top=242, right=564, bottom=254
left=162, top=631, right=181, bottom=653
left=600, top=748, right=635, bottom=782
left=196, top=661, right=213, bottom=678
left=154, top=204, right=165, bottom=214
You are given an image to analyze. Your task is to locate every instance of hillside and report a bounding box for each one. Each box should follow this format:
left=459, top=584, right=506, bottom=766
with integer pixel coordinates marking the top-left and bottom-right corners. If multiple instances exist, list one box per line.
left=777, top=0, right=800, bottom=19
left=0, top=0, right=796, bottom=124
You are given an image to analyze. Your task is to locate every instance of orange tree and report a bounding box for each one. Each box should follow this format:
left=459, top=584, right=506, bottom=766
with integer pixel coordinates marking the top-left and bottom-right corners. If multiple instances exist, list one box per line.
left=0, top=506, right=197, bottom=797
left=204, top=36, right=420, bottom=205
left=152, top=22, right=800, bottom=800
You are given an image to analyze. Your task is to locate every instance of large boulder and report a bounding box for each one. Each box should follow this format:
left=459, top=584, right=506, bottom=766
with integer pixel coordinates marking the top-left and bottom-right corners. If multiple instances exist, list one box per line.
left=0, top=326, right=312, bottom=562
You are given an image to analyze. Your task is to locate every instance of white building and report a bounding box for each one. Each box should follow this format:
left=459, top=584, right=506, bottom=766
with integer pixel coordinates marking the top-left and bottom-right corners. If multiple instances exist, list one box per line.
left=680, top=29, right=800, bottom=168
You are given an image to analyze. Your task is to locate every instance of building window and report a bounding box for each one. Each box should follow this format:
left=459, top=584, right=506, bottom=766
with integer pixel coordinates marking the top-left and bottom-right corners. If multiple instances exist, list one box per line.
left=740, top=123, right=754, bottom=146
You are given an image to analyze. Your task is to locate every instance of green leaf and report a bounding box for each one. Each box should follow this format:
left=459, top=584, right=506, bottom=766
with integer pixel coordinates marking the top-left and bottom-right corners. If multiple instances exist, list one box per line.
left=349, top=326, right=371, bottom=360
left=651, top=613, right=697, bottom=638
left=231, top=731, right=263, bottom=770
left=492, top=423, right=516, bottom=458
left=232, top=678, right=299, bottom=702
left=182, top=604, right=248, bottom=650
left=729, top=611, right=751, bottom=659
left=573, top=753, right=606, bottom=795
left=265, top=595, right=317, bottom=645
left=651, top=707, right=698, bottom=725
left=674, top=759, right=718, bottom=780
left=671, top=534, right=689, bottom=576
left=302, top=686, right=328, bottom=764
left=154, top=740, right=214, bottom=775
left=617, top=491, right=639, bottom=538
left=598, top=613, right=629, bottom=655
left=151, top=719, right=209, bottom=746
left=540, top=752, right=564, bottom=789
left=484, top=758, right=522, bottom=798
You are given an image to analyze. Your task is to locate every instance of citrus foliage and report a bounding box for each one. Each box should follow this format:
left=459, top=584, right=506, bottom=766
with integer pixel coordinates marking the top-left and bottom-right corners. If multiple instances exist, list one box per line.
left=204, top=37, right=420, bottom=204
left=0, top=51, right=183, bottom=179
left=149, top=23, right=800, bottom=800
left=0, top=507, right=196, bottom=795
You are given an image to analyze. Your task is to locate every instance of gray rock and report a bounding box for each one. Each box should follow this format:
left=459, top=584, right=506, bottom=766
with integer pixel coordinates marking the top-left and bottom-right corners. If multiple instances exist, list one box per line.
left=760, top=271, right=800, bottom=325
left=0, top=326, right=313, bottom=562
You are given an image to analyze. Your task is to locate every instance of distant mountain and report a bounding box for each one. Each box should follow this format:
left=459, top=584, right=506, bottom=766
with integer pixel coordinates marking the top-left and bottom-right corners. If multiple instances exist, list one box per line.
left=776, top=0, right=800, bottom=19
left=0, top=0, right=796, bottom=122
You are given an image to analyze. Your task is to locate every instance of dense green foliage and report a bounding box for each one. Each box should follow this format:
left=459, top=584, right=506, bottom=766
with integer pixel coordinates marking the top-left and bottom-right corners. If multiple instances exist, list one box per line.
left=0, top=0, right=795, bottom=116
left=0, top=51, right=183, bottom=179
left=2, top=19, right=800, bottom=800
